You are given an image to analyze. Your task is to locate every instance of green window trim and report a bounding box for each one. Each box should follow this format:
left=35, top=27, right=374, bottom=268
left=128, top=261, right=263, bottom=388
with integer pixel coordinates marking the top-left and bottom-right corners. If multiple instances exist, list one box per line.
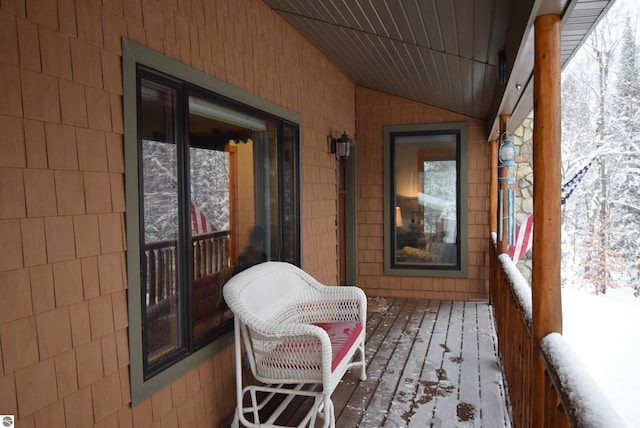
left=122, top=39, right=302, bottom=405
left=383, top=123, right=469, bottom=278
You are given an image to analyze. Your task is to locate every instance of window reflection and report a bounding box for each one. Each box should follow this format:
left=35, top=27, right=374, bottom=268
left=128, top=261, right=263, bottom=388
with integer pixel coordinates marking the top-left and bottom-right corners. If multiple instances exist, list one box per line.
left=140, top=79, right=182, bottom=364
left=136, top=71, right=300, bottom=378
left=393, top=133, right=459, bottom=269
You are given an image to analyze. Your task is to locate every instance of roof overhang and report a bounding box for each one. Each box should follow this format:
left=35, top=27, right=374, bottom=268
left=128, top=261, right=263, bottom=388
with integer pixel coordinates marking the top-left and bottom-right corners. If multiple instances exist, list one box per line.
left=489, top=0, right=616, bottom=138
left=263, top=0, right=615, bottom=140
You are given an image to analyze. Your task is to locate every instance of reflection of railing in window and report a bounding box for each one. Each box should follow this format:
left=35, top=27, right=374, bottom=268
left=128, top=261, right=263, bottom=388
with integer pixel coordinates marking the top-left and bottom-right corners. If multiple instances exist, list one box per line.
left=144, top=230, right=231, bottom=303
left=192, top=230, right=231, bottom=280
left=145, top=239, right=177, bottom=306
left=144, top=230, right=232, bottom=360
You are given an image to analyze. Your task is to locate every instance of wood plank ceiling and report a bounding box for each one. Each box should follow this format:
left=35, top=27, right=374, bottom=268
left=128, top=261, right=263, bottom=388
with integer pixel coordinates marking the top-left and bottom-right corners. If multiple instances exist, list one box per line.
left=263, top=0, right=616, bottom=137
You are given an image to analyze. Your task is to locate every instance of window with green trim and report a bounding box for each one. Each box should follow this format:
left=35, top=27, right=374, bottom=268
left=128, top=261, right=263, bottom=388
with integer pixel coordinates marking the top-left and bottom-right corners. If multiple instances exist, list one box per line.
left=384, top=123, right=468, bottom=278
left=136, top=67, right=301, bottom=378
left=123, top=40, right=301, bottom=403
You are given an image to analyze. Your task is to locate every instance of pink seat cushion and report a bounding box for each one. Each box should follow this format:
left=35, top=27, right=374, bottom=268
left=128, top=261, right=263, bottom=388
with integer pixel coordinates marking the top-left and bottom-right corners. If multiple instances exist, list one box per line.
left=312, top=321, right=362, bottom=372
left=260, top=321, right=363, bottom=373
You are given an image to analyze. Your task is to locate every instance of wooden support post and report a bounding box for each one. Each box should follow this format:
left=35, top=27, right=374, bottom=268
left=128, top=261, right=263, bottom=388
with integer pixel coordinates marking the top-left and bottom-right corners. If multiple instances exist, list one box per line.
left=497, top=115, right=510, bottom=255
left=489, top=138, right=499, bottom=305
left=532, top=14, right=563, bottom=427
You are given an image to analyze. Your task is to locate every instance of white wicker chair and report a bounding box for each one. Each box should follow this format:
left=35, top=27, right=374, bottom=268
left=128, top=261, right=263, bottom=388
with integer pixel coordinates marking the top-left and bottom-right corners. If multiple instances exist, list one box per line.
left=223, top=261, right=367, bottom=428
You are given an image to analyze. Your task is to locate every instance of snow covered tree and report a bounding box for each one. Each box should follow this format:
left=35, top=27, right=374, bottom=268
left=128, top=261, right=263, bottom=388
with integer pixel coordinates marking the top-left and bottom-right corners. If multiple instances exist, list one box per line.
left=560, top=8, right=640, bottom=294
left=612, top=19, right=640, bottom=134
left=561, top=67, right=599, bottom=285
left=609, top=19, right=640, bottom=292
left=581, top=216, right=626, bottom=294
left=587, top=17, right=618, bottom=293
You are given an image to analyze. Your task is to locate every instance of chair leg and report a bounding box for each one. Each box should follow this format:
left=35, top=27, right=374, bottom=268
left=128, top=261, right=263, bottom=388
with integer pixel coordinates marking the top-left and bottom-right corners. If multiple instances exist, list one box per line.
left=233, top=318, right=245, bottom=428
left=230, top=411, right=239, bottom=428
left=317, top=394, right=334, bottom=428
left=359, top=342, right=367, bottom=381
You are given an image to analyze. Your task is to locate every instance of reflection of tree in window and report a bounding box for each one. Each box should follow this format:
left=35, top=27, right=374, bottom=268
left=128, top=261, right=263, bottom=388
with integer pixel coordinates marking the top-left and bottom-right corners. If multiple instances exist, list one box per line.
left=422, top=160, right=456, bottom=238
left=141, top=141, right=230, bottom=243
left=142, top=139, right=178, bottom=243
left=190, top=148, right=229, bottom=231
left=385, top=124, right=466, bottom=274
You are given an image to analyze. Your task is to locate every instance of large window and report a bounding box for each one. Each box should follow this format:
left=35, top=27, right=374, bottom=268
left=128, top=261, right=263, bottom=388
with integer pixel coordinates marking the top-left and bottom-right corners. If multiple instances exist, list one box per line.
left=384, top=123, right=468, bottom=277
left=124, top=40, right=301, bottom=404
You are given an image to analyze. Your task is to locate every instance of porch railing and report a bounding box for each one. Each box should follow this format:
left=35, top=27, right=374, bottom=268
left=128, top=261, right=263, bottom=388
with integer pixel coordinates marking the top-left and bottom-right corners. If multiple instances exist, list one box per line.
left=489, top=238, right=623, bottom=428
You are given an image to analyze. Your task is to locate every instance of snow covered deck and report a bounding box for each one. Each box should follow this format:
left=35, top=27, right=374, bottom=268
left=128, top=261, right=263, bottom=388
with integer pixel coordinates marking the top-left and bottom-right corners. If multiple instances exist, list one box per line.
left=220, top=297, right=512, bottom=427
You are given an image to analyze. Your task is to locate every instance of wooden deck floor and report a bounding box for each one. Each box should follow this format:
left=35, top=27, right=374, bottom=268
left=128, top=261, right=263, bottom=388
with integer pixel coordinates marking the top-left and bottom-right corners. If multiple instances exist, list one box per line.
left=221, top=298, right=512, bottom=427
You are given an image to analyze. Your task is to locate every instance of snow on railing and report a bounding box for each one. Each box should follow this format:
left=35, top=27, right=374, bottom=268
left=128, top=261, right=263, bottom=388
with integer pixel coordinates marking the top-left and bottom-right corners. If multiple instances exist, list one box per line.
left=493, top=249, right=623, bottom=427
left=497, top=253, right=533, bottom=325
left=540, top=333, right=625, bottom=428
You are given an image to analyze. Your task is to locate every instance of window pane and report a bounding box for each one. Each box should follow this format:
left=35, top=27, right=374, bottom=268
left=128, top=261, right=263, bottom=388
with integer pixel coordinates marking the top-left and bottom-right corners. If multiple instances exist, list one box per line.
left=393, top=133, right=459, bottom=268
left=140, top=79, right=184, bottom=364
left=189, top=146, right=233, bottom=342
left=237, top=122, right=277, bottom=265
left=187, top=95, right=275, bottom=342
left=187, top=96, right=240, bottom=342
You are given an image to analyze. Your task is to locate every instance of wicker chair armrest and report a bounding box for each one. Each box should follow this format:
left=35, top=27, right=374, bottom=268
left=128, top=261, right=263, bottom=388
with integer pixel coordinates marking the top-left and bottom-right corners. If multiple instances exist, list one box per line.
left=248, top=320, right=330, bottom=340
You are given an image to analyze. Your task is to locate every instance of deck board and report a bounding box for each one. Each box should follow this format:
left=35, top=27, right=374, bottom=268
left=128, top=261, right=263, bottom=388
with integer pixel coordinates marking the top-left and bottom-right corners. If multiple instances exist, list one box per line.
left=406, top=300, right=452, bottom=426
left=219, top=298, right=512, bottom=427
left=383, top=299, right=434, bottom=426
left=338, top=298, right=415, bottom=426
left=458, top=302, right=482, bottom=425
left=358, top=299, right=426, bottom=426
left=477, top=302, right=512, bottom=427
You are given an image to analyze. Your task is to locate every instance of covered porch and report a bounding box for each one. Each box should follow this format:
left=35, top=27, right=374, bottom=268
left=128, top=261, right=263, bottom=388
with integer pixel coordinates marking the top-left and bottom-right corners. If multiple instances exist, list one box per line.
left=220, top=259, right=622, bottom=427
left=0, top=0, right=626, bottom=426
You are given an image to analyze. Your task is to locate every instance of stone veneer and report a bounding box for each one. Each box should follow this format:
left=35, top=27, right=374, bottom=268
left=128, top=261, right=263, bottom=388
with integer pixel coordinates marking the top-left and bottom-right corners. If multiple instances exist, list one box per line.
left=511, top=115, right=534, bottom=282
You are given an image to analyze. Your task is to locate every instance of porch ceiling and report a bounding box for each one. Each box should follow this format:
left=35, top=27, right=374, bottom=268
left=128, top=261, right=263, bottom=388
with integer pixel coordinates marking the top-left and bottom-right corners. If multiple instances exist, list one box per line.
left=263, top=0, right=615, bottom=139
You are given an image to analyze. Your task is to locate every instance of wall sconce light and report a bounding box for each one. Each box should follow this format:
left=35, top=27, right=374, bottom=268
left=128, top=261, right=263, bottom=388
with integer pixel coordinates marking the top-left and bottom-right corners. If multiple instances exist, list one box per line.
left=330, top=131, right=352, bottom=161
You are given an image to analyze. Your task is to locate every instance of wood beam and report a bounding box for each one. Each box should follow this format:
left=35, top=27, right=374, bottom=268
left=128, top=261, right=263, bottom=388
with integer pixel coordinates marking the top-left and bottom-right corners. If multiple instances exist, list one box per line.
left=532, top=14, right=563, bottom=427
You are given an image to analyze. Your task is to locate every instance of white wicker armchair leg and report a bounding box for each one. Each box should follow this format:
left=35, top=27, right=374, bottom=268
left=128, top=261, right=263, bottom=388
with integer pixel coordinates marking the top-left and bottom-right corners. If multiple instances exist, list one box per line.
left=359, top=341, right=367, bottom=381
left=231, top=317, right=243, bottom=428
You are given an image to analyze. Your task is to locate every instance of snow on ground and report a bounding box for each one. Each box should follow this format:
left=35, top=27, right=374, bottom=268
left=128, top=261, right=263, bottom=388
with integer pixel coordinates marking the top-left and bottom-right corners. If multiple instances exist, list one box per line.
left=562, top=286, right=640, bottom=427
